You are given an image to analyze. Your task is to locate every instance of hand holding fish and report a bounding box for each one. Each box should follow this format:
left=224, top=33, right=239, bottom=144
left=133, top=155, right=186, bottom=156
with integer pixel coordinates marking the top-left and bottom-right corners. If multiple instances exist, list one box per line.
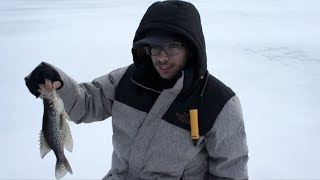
left=37, top=78, right=62, bottom=93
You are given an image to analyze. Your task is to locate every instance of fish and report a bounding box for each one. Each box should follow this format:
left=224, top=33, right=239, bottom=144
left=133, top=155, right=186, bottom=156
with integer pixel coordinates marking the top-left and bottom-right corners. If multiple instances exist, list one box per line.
left=39, top=89, right=73, bottom=179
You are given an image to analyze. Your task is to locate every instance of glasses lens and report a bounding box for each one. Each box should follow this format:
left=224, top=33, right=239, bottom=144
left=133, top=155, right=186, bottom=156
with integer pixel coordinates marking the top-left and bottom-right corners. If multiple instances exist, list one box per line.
left=164, top=43, right=183, bottom=55
left=144, top=46, right=161, bottom=56
left=145, top=47, right=152, bottom=56
left=150, top=47, right=161, bottom=56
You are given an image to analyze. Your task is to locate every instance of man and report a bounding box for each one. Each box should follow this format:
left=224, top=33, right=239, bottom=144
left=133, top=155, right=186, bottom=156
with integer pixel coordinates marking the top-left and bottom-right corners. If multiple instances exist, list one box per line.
left=25, top=1, right=249, bottom=179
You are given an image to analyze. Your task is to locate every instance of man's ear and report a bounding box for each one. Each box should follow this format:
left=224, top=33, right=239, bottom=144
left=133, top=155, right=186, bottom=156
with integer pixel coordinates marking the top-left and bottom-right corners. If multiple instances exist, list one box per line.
left=136, top=47, right=146, bottom=58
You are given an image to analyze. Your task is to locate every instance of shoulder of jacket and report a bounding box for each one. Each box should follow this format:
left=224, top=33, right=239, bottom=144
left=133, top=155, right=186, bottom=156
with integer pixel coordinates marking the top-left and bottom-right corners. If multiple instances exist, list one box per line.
left=198, top=74, right=236, bottom=135
left=204, top=74, right=235, bottom=100
left=108, top=65, right=132, bottom=87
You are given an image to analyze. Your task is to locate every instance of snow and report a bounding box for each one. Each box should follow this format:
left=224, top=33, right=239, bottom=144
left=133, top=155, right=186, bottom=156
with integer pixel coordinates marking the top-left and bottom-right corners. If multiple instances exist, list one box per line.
left=1, top=0, right=319, bottom=179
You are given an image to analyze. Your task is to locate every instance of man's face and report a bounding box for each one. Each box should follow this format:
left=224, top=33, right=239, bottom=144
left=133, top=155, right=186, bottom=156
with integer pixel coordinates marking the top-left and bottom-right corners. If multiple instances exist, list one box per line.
left=148, top=42, right=188, bottom=80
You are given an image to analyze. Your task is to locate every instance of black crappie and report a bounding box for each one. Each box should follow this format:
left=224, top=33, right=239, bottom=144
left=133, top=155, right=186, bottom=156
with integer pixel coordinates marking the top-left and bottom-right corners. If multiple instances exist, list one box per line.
left=39, top=89, right=73, bottom=179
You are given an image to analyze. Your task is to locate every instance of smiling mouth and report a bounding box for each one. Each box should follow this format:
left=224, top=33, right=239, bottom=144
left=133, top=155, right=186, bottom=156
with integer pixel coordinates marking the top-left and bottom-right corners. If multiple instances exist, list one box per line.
left=158, top=64, right=172, bottom=70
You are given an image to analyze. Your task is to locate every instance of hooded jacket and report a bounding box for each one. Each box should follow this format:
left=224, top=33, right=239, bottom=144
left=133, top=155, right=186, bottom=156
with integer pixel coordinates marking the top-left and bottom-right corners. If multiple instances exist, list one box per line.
left=27, top=1, right=248, bottom=179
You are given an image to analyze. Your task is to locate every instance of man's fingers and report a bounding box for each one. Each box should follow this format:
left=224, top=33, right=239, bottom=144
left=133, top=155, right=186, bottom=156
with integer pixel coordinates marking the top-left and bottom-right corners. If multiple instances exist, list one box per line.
left=37, top=84, right=45, bottom=94
left=52, top=81, right=62, bottom=90
left=44, top=79, right=53, bottom=91
left=38, top=80, right=61, bottom=95
left=39, top=84, right=46, bottom=90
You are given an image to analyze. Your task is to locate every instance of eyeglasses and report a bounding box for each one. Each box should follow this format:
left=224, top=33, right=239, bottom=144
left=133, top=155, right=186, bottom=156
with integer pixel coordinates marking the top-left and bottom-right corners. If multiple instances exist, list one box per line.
left=144, top=42, right=183, bottom=56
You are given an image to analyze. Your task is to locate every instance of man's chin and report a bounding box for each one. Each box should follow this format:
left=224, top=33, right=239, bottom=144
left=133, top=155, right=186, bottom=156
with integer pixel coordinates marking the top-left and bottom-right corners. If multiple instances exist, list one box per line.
left=159, top=74, right=174, bottom=80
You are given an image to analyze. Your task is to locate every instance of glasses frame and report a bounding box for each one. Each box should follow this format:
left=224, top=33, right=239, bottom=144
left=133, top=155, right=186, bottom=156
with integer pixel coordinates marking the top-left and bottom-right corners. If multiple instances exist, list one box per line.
left=144, top=42, right=184, bottom=56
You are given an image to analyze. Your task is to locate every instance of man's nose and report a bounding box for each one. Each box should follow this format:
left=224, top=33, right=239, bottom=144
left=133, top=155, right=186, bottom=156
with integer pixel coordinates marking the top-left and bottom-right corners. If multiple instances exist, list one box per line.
left=158, top=49, right=169, bottom=62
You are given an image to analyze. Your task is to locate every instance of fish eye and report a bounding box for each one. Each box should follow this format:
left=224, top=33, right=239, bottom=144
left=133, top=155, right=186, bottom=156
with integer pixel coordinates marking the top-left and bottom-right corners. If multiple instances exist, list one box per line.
left=49, top=101, right=54, bottom=107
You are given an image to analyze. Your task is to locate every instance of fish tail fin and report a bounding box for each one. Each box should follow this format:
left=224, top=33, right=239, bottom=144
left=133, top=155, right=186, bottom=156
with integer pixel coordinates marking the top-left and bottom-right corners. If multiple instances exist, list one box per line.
left=55, top=157, right=73, bottom=179
left=64, top=157, right=73, bottom=174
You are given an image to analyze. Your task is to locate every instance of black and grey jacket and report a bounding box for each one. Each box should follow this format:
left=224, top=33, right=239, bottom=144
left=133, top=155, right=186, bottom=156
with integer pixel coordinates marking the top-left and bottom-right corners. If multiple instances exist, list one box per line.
left=29, top=1, right=248, bottom=179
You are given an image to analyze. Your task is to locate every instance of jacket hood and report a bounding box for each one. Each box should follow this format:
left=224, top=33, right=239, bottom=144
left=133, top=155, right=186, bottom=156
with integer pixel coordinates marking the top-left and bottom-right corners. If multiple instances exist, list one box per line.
left=132, top=0, right=207, bottom=78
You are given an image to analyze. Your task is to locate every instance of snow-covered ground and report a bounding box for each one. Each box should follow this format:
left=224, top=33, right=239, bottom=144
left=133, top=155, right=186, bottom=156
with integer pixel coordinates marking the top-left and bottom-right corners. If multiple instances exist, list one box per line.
left=1, top=0, right=319, bottom=179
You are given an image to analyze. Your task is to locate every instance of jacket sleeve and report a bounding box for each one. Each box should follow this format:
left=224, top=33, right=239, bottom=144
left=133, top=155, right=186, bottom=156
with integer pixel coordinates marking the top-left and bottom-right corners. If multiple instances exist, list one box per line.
left=204, top=95, right=249, bottom=179
left=45, top=62, right=128, bottom=124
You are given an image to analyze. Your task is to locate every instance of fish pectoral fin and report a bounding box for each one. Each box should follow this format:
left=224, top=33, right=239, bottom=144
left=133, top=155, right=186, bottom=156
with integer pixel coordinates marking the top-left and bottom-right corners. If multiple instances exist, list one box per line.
left=63, top=121, right=74, bottom=152
left=61, top=111, right=70, bottom=122
left=59, top=114, right=65, bottom=130
left=64, top=111, right=71, bottom=122
left=39, top=130, right=52, bottom=158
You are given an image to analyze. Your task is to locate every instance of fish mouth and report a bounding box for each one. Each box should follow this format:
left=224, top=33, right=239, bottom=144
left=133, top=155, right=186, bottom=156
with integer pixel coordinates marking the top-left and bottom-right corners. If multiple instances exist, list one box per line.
left=41, top=90, right=59, bottom=100
left=42, top=95, right=55, bottom=102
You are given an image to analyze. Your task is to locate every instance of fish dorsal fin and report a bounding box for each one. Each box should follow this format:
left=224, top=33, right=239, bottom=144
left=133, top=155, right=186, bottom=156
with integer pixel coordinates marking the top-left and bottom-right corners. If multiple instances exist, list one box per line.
left=62, top=111, right=73, bottom=152
left=39, top=130, right=52, bottom=158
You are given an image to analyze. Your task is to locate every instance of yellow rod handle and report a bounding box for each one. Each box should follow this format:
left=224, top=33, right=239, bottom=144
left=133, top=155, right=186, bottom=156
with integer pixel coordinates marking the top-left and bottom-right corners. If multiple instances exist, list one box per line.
left=189, top=109, right=199, bottom=140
